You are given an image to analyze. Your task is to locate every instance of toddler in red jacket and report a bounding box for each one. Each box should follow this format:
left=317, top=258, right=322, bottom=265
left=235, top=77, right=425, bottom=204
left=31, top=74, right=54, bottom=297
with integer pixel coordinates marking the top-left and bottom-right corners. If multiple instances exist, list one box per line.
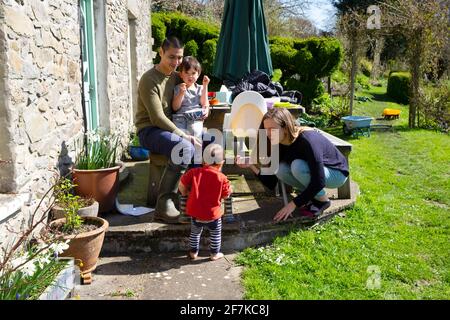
left=178, top=143, right=232, bottom=261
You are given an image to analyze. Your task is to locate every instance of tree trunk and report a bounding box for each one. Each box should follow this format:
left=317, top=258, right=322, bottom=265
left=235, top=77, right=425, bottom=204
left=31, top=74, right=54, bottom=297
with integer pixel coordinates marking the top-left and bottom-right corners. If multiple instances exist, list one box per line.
left=349, top=33, right=358, bottom=115
left=409, top=32, right=423, bottom=128
left=371, top=36, right=384, bottom=80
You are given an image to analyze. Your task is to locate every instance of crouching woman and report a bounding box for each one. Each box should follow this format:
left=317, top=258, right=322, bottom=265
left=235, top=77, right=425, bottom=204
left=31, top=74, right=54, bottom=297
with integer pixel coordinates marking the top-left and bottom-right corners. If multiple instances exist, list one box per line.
left=236, top=108, right=349, bottom=222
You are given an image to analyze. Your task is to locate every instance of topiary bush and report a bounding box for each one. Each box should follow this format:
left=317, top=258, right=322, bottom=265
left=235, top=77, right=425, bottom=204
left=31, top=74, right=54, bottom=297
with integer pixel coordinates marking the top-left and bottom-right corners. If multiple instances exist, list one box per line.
left=151, top=12, right=220, bottom=86
left=387, top=72, right=411, bottom=104
left=269, top=37, right=343, bottom=107
left=151, top=15, right=166, bottom=49
left=201, top=38, right=218, bottom=76
left=285, top=77, right=325, bottom=108
left=152, top=12, right=219, bottom=64
left=184, top=39, right=199, bottom=57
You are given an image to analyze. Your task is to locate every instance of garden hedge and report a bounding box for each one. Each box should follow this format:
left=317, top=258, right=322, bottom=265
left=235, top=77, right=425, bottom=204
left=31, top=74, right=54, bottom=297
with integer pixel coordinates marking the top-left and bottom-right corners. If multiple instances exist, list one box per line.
left=269, top=36, right=343, bottom=106
left=152, top=12, right=219, bottom=74
left=387, top=72, right=411, bottom=104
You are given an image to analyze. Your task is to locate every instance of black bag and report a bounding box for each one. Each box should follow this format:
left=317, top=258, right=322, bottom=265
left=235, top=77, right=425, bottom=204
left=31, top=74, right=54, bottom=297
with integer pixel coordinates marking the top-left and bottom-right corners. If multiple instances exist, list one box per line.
left=280, top=90, right=302, bottom=105
left=225, top=70, right=284, bottom=100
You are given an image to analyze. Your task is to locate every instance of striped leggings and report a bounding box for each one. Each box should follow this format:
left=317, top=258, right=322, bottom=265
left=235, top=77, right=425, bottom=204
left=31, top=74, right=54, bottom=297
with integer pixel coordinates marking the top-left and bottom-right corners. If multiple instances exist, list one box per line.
left=189, top=218, right=222, bottom=254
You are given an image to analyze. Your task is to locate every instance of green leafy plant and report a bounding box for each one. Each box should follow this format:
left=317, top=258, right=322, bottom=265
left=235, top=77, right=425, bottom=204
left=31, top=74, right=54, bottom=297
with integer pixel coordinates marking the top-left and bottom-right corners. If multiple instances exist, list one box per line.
left=130, top=133, right=140, bottom=147
left=0, top=242, right=69, bottom=300
left=387, top=72, right=411, bottom=104
left=53, top=178, right=85, bottom=233
left=0, top=177, right=71, bottom=300
left=75, top=130, right=119, bottom=170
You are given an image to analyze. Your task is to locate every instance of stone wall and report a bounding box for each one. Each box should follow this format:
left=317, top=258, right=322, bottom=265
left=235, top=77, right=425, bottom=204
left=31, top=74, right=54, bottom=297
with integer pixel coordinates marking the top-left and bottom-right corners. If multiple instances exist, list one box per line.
left=0, top=0, right=152, bottom=245
left=0, top=0, right=151, bottom=195
left=104, top=0, right=152, bottom=147
left=0, top=0, right=84, bottom=195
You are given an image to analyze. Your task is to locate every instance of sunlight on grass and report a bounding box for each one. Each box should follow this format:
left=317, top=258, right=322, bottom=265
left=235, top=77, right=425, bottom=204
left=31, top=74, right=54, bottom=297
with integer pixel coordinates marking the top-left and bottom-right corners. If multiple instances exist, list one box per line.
left=236, top=86, right=450, bottom=300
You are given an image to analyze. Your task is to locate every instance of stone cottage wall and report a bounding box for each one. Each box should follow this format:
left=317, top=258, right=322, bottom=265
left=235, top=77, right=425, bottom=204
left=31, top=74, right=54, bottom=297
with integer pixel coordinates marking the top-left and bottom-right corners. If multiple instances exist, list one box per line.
left=0, top=0, right=152, bottom=246
left=0, top=0, right=84, bottom=196
left=0, top=0, right=84, bottom=257
left=104, top=0, right=152, bottom=147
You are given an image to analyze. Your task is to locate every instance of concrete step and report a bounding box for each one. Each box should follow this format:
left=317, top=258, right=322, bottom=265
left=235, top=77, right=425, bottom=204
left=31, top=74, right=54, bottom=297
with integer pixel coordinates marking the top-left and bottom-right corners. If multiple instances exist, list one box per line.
left=101, top=164, right=359, bottom=254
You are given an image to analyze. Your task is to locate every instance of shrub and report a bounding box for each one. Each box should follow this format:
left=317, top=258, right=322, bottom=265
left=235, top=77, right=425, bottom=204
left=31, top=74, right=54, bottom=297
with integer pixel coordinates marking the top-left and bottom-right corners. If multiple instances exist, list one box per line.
left=356, top=74, right=371, bottom=90
left=387, top=72, right=411, bottom=104
left=311, top=93, right=350, bottom=127
left=152, top=12, right=220, bottom=85
left=360, top=58, right=373, bottom=77
left=152, top=12, right=219, bottom=64
left=270, top=36, right=343, bottom=106
left=184, top=39, right=199, bottom=57
left=151, top=14, right=166, bottom=49
left=418, top=83, right=450, bottom=132
left=332, top=69, right=348, bottom=84
left=285, top=77, right=325, bottom=108
left=201, top=38, right=217, bottom=76
left=152, top=13, right=343, bottom=105
left=268, top=44, right=297, bottom=78
left=271, top=69, right=282, bottom=82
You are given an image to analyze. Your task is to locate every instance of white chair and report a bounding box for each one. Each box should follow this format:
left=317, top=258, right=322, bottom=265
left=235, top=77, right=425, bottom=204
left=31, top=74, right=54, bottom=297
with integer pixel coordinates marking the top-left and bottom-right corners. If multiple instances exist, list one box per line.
left=222, top=91, right=267, bottom=155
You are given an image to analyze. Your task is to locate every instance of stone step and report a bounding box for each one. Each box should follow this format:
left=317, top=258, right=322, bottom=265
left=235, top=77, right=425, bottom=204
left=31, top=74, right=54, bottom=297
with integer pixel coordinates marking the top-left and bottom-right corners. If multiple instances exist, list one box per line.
left=101, top=178, right=359, bottom=254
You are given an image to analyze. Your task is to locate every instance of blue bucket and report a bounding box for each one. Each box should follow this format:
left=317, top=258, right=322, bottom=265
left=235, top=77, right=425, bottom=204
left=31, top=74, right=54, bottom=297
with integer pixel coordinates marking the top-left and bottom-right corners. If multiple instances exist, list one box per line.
left=129, top=146, right=150, bottom=161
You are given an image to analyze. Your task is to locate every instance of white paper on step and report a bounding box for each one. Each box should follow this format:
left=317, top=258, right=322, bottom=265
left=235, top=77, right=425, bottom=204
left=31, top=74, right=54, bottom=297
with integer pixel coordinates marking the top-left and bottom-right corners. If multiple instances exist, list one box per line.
left=115, top=198, right=154, bottom=216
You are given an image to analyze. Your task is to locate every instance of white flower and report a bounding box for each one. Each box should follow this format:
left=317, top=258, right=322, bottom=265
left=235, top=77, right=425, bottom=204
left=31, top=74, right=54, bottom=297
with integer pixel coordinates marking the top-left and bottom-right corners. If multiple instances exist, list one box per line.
left=20, top=260, right=37, bottom=277
left=49, top=241, right=69, bottom=255
left=275, top=254, right=285, bottom=265
left=36, top=255, right=51, bottom=268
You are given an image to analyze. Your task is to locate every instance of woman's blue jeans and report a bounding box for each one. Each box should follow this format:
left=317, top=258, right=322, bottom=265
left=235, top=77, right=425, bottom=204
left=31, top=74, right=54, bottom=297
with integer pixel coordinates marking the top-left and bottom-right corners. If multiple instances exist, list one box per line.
left=276, top=160, right=348, bottom=199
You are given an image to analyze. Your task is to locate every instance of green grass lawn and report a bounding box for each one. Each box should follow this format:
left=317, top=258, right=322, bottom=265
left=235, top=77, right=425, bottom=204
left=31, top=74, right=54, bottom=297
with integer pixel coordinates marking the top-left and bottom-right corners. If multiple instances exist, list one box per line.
left=353, top=85, right=409, bottom=128
left=236, top=86, right=450, bottom=300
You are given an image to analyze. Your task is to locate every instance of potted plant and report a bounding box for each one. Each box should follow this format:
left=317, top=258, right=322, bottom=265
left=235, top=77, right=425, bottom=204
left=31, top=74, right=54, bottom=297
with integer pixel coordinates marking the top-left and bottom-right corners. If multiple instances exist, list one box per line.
left=128, top=132, right=149, bottom=161
left=72, top=130, right=121, bottom=213
left=50, top=177, right=99, bottom=220
left=48, top=179, right=109, bottom=284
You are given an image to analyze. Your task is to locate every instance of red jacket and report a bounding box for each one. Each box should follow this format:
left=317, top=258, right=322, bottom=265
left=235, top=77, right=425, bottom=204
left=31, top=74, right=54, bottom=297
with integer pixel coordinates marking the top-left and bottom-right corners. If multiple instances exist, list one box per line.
left=180, top=165, right=232, bottom=220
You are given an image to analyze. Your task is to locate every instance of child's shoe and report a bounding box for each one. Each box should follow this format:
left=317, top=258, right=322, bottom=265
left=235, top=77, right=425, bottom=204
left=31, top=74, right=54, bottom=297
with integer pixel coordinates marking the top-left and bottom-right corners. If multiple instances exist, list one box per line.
left=188, top=251, right=198, bottom=260
left=209, top=252, right=224, bottom=261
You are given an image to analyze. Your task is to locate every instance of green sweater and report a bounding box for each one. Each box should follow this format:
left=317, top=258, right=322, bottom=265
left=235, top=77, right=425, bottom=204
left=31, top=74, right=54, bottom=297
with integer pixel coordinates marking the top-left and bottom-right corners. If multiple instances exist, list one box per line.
left=135, top=67, right=186, bottom=137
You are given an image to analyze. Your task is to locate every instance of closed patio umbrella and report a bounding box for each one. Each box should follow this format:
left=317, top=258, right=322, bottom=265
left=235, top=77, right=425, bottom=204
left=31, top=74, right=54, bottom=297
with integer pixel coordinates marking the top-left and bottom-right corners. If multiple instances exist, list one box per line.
left=213, top=0, right=273, bottom=83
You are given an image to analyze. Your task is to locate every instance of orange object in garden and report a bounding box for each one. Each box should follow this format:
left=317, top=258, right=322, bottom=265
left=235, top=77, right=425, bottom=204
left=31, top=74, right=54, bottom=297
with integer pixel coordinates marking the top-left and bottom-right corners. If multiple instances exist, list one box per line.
left=382, top=108, right=401, bottom=120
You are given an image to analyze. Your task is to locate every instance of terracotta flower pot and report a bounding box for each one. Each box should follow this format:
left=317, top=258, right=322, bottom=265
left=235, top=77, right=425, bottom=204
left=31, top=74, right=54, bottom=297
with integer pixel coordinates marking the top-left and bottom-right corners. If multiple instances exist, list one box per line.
left=51, top=200, right=99, bottom=220
left=72, top=165, right=121, bottom=213
left=49, top=216, right=109, bottom=283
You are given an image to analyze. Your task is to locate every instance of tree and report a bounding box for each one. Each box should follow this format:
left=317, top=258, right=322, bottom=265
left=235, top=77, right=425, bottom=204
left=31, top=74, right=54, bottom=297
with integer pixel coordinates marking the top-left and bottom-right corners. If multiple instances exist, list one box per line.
left=333, top=0, right=381, bottom=13
left=334, top=0, right=384, bottom=81
left=151, top=0, right=313, bottom=36
left=381, top=0, right=449, bottom=128
left=336, top=11, right=367, bottom=115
